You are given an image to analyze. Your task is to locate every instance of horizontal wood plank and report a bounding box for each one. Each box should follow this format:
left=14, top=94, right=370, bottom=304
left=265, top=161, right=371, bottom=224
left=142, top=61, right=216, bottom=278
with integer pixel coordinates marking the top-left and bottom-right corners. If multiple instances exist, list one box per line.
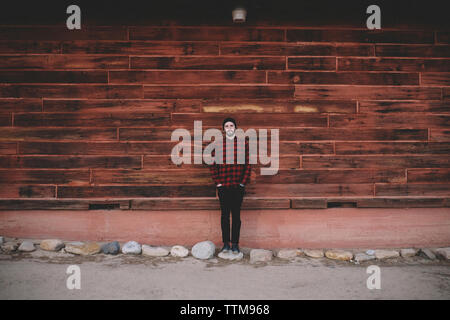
left=0, top=128, right=117, bottom=141
left=335, top=142, right=450, bottom=155
left=407, top=169, right=450, bottom=183
left=269, top=71, right=418, bottom=85
left=0, top=169, right=89, bottom=185
left=0, top=155, right=141, bottom=168
left=294, top=85, right=441, bottom=100
left=130, top=56, right=286, bottom=70
left=303, top=155, right=450, bottom=168
left=0, top=84, right=143, bottom=99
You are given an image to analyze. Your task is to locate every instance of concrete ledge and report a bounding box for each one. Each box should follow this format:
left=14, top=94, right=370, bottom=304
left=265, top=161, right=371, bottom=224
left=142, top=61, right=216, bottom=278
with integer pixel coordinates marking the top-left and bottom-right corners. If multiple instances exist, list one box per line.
left=0, top=207, right=449, bottom=249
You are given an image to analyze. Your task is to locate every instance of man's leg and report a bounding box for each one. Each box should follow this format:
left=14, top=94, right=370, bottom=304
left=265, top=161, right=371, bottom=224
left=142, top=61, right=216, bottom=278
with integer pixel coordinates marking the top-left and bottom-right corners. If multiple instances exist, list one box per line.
left=230, top=186, right=245, bottom=245
left=218, top=187, right=232, bottom=244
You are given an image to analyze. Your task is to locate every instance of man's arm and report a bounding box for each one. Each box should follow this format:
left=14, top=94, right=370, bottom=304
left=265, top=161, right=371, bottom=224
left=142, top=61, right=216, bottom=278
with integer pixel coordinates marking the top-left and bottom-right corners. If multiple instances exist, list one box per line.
left=209, top=148, right=221, bottom=186
left=240, top=139, right=251, bottom=185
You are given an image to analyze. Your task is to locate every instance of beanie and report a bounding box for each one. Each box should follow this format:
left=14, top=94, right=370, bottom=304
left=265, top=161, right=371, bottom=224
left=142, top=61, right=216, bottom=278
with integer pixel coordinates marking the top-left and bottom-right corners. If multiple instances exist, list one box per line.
left=222, top=117, right=237, bottom=130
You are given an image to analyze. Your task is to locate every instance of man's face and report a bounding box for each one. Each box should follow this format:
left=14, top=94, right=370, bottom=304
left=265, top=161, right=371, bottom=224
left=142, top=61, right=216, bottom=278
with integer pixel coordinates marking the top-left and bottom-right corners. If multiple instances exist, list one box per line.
left=224, top=121, right=236, bottom=137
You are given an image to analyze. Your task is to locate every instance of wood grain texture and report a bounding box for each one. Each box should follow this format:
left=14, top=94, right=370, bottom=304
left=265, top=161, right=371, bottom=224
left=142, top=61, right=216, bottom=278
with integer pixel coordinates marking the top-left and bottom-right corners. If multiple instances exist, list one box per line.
left=0, top=23, right=448, bottom=209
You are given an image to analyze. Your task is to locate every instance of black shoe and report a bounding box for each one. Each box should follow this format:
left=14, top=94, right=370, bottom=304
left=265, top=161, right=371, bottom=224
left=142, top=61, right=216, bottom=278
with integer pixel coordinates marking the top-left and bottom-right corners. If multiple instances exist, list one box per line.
left=220, top=243, right=231, bottom=253
left=231, top=243, right=240, bottom=254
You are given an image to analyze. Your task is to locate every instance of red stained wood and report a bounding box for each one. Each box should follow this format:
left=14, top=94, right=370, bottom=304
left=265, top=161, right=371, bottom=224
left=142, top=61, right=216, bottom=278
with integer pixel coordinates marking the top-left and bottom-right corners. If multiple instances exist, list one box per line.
left=0, top=169, right=89, bottom=185
left=0, top=142, right=17, bottom=154
left=0, top=185, right=55, bottom=198
left=129, top=27, right=284, bottom=41
left=375, top=44, right=450, bottom=57
left=286, top=29, right=434, bottom=44
left=62, top=41, right=219, bottom=55
left=0, top=127, right=117, bottom=141
left=329, top=113, right=449, bottom=128
left=0, top=155, right=142, bottom=169
left=109, top=70, right=266, bottom=84
left=287, top=57, right=336, bottom=70
left=0, top=84, right=143, bottom=99
left=0, top=23, right=448, bottom=217
left=0, top=26, right=128, bottom=41
left=335, top=142, right=450, bottom=155
left=130, top=56, right=286, bottom=70
left=144, top=85, right=295, bottom=99
left=13, top=113, right=170, bottom=127
left=255, top=169, right=406, bottom=184
left=375, top=183, right=450, bottom=196
left=294, top=85, right=441, bottom=100
left=358, top=101, right=449, bottom=114
left=338, top=57, right=450, bottom=72
left=221, top=43, right=373, bottom=56
left=407, top=168, right=450, bottom=183
left=43, top=99, right=175, bottom=113
left=302, top=155, right=450, bottom=168
left=268, top=71, right=419, bottom=85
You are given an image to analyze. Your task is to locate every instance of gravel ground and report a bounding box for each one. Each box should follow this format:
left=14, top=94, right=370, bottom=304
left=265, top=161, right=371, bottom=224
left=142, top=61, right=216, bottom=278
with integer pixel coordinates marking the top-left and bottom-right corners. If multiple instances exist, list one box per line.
left=0, top=247, right=449, bottom=300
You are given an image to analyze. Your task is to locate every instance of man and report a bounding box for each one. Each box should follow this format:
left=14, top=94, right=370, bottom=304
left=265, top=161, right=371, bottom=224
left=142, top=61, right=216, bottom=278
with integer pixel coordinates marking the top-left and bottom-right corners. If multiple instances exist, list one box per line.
left=209, top=117, right=251, bottom=255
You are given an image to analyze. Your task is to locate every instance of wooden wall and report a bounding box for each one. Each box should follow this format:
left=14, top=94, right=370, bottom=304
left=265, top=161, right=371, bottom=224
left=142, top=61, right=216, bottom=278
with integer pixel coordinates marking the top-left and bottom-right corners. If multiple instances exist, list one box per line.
left=0, top=24, right=449, bottom=211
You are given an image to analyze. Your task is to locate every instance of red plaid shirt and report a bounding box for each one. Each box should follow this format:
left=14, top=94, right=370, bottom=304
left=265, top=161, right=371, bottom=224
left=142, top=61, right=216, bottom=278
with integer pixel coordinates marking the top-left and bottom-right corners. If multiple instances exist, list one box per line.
left=209, top=135, right=252, bottom=187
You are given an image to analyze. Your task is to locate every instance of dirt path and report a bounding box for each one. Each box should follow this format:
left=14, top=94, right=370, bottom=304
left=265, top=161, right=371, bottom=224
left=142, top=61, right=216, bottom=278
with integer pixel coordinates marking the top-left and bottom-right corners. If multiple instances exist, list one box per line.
left=0, top=250, right=449, bottom=300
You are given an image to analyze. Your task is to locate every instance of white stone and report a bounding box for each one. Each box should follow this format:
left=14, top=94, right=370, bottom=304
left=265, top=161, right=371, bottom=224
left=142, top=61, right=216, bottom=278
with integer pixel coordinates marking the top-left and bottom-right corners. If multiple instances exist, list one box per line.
left=18, top=240, right=36, bottom=252
left=250, top=249, right=273, bottom=263
left=142, top=245, right=169, bottom=257
left=354, top=253, right=376, bottom=263
left=277, top=249, right=301, bottom=259
left=434, top=247, right=450, bottom=260
left=218, top=251, right=243, bottom=261
left=375, top=249, right=400, bottom=260
left=0, top=236, right=4, bottom=245
left=400, top=248, right=419, bottom=258
left=40, top=239, right=65, bottom=251
left=191, top=240, right=215, bottom=260
left=325, top=249, right=353, bottom=261
left=365, top=249, right=375, bottom=255
left=65, top=242, right=101, bottom=255
left=1, top=242, right=18, bottom=252
left=121, top=241, right=142, bottom=254
left=170, top=245, right=189, bottom=257
left=420, top=248, right=436, bottom=260
left=304, top=249, right=324, bottom=258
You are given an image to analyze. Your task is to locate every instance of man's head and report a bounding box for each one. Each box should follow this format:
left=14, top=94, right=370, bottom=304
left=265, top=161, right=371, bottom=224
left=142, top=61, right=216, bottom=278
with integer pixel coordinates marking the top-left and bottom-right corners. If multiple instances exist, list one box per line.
left=222, top=117, right=237, bottom=138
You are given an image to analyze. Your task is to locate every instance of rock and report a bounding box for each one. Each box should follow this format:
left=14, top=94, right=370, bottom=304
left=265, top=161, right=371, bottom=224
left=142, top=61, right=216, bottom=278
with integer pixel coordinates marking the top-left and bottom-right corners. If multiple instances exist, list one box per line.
left=142, top=245, right=170, bottom=257
left=400, top=248, right=419, bottom=258
left=1, top=242, right=18, bottom=253
left=354, top=253, right=376, bottom=263
left=218, top=251, right=244, bottom=261
left=375, top=249, right=400, bottom=260
left=121, top=241, right=142, bottom=254
left=325, top=250, right=353, bottom=261
left=40, top=239, right=65, bottom=251
left=420, top=248, right=436, bottom=260
left=170, top=245, right=189, bottom=257
left=18, top=240, right=36, bottom=252
left=65, top=242, right=101, bottom=255
left=191, top=240, right=215, bottom=260
left=304, top=249, right=324, bottom=258
left=365, top=249, right=375, bottom=255
left=277, top=249, right=301, bottom=259
left=434, top=247, right=450, bottom=260
left=250, top=249, right=273, bottom=264
left=0, top=236, right=4, bottom=245
left=101, top=241, right=120, bottom=255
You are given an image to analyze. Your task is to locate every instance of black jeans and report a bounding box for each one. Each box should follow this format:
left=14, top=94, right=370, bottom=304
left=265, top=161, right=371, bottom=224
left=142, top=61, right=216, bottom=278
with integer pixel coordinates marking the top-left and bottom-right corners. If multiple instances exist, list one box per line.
left=217, top=185, right=245, bottom=245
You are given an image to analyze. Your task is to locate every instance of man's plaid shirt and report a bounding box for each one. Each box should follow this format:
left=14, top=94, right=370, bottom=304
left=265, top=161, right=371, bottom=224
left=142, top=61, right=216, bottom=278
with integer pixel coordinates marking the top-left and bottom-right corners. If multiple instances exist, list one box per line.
left=209, top=135, right=252, bottom=187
